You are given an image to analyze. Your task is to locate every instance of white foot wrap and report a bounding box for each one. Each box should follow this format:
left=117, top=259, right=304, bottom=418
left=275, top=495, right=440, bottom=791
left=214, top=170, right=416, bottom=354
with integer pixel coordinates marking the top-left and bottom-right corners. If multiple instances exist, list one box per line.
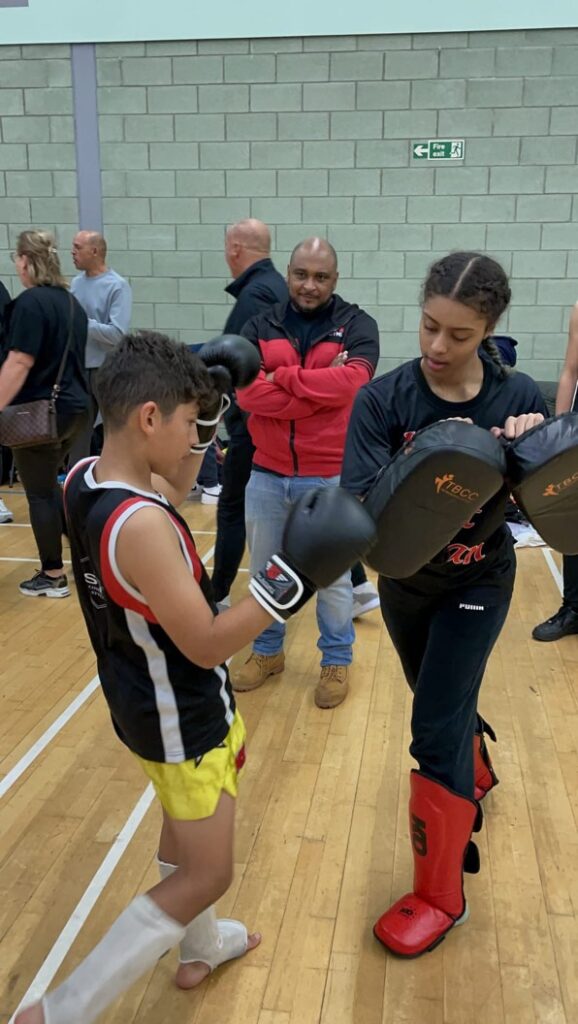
left=42, top=895, right=185, bottom=1024
left=180, top=913, right=248, bottom=968
left=158, top=858, right=248, bottom=969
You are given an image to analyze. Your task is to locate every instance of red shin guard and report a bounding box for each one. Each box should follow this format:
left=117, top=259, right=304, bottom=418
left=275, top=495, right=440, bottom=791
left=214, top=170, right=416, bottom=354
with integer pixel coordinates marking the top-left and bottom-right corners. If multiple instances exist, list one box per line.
left=474, top=728, right=499, bottom=801
left=374, top=771, right=479, bottom=958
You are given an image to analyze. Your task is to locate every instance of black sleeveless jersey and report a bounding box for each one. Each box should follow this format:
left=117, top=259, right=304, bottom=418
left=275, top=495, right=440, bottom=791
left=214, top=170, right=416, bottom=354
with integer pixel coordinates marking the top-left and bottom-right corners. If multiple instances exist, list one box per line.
left=64, top=458, right=236, bottom=763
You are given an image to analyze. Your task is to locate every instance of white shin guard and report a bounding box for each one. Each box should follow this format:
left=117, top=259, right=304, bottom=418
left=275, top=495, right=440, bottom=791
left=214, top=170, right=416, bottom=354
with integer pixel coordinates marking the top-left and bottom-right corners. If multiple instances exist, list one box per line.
left=158, top=858, right=248, bottom=969
left=42, top=895, right=185, bottom=1024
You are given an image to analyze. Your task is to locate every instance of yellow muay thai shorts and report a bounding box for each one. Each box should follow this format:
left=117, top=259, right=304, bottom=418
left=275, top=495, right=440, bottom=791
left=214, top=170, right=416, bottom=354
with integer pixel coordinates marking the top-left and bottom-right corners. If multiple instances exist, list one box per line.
left=135, top=710, right=246, bottom=820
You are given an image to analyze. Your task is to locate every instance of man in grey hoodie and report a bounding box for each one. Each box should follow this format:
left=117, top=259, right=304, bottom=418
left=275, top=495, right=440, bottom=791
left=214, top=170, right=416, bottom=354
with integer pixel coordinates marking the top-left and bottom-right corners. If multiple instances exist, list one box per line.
left=69, top=230, right=132, bottom=462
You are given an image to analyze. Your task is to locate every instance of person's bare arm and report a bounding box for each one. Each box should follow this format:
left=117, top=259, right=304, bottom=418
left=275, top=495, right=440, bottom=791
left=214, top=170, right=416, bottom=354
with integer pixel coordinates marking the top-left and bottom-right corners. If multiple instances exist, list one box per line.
left=556, top=303, right=578, bottom=414
left=116, top=506, right=272, bottom=668
left=151, top=452, right=205, bottom=507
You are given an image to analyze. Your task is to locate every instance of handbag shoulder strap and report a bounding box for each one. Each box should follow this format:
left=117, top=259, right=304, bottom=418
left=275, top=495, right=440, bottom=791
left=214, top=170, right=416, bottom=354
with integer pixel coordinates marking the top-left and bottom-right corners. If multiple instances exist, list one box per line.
left=51, top=290, right=75, bottom=400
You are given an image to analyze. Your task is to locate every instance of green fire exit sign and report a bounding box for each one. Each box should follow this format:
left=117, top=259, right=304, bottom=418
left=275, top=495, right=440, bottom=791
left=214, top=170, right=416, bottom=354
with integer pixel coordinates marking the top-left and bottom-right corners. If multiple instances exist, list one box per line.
left=412, top=140, right=465, bottom=161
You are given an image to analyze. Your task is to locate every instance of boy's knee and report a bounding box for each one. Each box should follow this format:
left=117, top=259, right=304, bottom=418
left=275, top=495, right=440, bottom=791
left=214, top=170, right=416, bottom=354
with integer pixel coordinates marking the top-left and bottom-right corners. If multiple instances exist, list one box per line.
left=212, top=863, right=234, bottom=899
left=199, top=870, right=232, bottom=907
left=180, top=858, right=233, bottom=904
left=209, top=853, right=234, bottom=896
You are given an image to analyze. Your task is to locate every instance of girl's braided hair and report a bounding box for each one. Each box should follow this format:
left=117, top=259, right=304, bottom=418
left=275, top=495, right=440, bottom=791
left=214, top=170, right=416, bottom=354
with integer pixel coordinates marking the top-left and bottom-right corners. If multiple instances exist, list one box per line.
left=422, top=251, right=512, bottom=378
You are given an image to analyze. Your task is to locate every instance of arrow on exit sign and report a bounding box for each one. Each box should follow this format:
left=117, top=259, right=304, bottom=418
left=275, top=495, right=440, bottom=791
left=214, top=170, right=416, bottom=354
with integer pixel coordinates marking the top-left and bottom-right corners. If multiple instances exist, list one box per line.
left=412, top=140, right=465, bottom=161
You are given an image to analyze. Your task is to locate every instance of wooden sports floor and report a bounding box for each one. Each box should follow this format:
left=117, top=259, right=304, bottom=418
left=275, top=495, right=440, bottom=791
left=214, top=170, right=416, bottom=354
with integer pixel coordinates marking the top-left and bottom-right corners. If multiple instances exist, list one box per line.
left=0, top=487, right=576, bottom=1024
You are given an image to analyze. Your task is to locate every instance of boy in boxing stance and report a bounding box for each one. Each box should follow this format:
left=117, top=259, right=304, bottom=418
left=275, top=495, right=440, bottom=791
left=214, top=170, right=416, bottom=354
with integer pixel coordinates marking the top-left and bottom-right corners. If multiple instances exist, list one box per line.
left=16, top=331, right=373, bottom=1024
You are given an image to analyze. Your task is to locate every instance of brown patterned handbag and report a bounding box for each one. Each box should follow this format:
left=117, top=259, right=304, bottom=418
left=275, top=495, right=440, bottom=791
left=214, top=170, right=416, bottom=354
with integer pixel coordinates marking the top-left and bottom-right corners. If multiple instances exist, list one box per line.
left=0, top=293, right=75, bottom=449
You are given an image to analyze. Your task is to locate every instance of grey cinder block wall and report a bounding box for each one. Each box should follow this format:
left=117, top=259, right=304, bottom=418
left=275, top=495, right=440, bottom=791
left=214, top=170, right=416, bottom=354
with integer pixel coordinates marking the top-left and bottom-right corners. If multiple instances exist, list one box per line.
left=1, top=29, right=578, bottom=379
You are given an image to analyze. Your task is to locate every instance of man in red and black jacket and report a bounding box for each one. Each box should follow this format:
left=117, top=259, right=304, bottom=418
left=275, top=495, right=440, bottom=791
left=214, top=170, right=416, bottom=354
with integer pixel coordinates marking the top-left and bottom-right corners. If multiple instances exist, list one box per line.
left=232, top=237, right=379, bottom=708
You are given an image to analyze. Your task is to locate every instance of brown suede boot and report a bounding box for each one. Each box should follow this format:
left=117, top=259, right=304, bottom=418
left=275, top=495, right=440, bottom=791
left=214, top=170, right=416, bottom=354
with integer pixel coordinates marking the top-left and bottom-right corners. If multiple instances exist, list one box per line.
left=231, top=651, right=285, bottom=692
left=314, top=665, right=349, bottom=709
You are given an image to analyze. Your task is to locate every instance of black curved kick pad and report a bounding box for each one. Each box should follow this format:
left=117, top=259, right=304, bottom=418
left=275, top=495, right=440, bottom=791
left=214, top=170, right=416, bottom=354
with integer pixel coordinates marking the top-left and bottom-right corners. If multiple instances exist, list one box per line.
left=506, top=413, right=578, bottom=554
left=364, top=421, right=507, bottom=578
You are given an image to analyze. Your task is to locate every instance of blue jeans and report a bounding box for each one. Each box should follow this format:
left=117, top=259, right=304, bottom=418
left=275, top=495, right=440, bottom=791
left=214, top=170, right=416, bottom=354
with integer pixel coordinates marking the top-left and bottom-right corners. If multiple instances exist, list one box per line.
left=245, top=470, right=354, bottom=666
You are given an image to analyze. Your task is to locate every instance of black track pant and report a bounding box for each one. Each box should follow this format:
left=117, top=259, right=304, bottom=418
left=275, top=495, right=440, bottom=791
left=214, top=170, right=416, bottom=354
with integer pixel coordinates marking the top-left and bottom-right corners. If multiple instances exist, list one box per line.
left=378, top=577, right=511, bottom=797
left=13, top=410, right=90, bottom=572
left=68, top=369, right=99, bottom=464
left=211, top=431, right=254, bottom=602
left=562, top=554, right=578, bottom=610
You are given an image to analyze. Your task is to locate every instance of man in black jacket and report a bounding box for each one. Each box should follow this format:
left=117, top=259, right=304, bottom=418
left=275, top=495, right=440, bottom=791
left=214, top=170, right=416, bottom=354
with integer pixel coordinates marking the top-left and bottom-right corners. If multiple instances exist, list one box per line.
left=211, top=219, right=288, bottom=605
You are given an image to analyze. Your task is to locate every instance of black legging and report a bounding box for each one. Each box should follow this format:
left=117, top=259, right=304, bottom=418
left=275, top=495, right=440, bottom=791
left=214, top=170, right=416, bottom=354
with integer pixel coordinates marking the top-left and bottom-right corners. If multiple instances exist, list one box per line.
left=562, top=554, right=578, bottom=610
left=13, top=409, right=90, bottom=572
left=212, top=431, right=254, bottom=602
left=378, top=576, right=511, bottom=797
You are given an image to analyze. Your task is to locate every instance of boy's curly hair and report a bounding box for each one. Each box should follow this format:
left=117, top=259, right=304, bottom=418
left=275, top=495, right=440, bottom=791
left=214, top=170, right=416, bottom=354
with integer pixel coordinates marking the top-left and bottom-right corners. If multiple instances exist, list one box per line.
left=95, top=331, right=218, bottom=431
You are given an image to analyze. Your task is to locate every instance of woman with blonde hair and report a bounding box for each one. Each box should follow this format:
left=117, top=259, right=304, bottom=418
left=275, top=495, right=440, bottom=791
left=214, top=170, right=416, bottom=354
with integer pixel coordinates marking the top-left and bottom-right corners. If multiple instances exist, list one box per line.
left=0, top=230, right=90, bottom=597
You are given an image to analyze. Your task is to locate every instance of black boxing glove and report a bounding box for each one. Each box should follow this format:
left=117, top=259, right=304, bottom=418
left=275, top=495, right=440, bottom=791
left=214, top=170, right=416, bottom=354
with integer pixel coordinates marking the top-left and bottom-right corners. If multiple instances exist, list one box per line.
left=197, top=334, right=261, bottom=392
left=249, top=486, right=377, bottom=621
left=191, top=334, right=260, bottom=452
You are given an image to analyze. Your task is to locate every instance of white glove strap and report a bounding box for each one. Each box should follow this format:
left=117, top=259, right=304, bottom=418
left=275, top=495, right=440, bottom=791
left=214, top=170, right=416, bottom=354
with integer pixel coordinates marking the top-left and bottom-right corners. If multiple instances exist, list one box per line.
left=249, top=554, right=305, bottom=623
left=190, top=393, right=231, bottom=453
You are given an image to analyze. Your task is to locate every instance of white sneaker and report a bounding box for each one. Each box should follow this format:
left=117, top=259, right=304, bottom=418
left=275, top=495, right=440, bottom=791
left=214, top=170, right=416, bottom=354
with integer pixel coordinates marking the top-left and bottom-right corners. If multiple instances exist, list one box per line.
left=187, top=484, right=222, bottom=504
left=0, top=498, right=13, bottom=523
left=352, top=581, right=380, bottom=619
left=201, top=484, right=222, bottom=505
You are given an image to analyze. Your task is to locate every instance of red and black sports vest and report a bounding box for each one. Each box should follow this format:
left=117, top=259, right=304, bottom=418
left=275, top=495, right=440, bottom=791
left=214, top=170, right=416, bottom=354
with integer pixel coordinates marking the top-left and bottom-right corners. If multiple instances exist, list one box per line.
left=64, top=458, right=235, bottom=763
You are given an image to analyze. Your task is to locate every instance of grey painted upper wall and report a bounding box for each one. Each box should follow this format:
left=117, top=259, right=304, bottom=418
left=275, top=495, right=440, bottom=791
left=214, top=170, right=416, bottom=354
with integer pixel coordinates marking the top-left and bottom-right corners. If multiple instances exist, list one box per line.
left=1, top=29, right=578, bottom=379
left=2, top=0, right=578, bottom=44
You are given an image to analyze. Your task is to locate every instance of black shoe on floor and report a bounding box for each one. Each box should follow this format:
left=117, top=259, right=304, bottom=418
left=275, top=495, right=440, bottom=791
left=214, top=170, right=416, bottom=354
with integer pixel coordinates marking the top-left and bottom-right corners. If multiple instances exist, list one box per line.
left=532, top=605, right=578, bottom=642
left=19, top=570, right=70, bottom=598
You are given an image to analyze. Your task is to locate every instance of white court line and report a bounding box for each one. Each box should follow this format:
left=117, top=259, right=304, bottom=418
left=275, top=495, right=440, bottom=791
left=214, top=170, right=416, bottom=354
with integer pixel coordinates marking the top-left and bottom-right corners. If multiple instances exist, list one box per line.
left=9, top=784, right=155, bottom=1019
left=0, top=523, right=32, bottom=528
left=0, top=676, right=100, bottom=801
left=0, top=544, right=215, bottom=802
left=541, top=547, right=563, bottom=595
left=8, top=544, right=218, bottom=1017
left=0, top=556, right=72, bottom=565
